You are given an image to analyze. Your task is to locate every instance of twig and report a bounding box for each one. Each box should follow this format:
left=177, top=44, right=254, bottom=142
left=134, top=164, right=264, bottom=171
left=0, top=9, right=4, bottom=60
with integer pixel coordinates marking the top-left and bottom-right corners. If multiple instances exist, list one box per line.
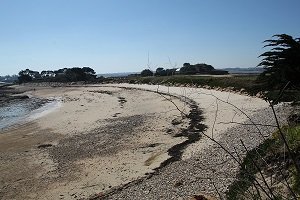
left=269, top=103, right=300, bottom=175
left=240, top=140, right=275, bottom=199
left=196, top=91, right=267, bottom=139
left=201, top=131, right=273, bottom=199
left=217, top=121, right=277, bottom=127
left=156, top=91, right=188, bottom=117
left=272, top=81, right=290, bottom=105
left=211, top=180, right=223, bottom=200
left=212, top=98, right=219, bottom=138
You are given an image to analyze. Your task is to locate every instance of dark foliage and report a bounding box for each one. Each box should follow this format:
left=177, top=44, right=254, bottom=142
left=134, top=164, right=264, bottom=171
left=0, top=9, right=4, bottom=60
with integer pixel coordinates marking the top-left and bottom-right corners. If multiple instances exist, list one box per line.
left=0, top=75, right=18, bottom=83
left=258, top=34, right=300, bottom=89
left=179, top=63, right=228, bottom=75
left=155, top=67, right=165, bottom=76
left=65, top=67, right=87, bottom=81
left=18, top=69, right=39, bottom=83
left=155, top=67, right=176, bottom=76
left=41, top=70, right=55, bottom=78
left=140, top=69, right=153, bottom=77
left=17, top=67, right=97, bottom=83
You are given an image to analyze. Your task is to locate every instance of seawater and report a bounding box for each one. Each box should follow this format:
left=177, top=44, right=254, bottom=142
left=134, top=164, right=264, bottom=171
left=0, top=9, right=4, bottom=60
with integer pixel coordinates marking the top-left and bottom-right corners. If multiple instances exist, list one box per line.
left=0, top=98, right=61, bottom=131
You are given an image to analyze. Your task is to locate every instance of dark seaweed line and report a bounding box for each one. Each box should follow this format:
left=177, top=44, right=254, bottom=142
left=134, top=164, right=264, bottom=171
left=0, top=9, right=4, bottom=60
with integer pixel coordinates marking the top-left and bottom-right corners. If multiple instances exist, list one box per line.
left=89, top=85, right=207, bottom=200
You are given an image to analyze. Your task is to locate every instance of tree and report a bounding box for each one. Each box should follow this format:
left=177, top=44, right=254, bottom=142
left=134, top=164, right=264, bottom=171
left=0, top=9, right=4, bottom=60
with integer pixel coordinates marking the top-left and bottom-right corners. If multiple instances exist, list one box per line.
left=165, top=68, right=176, bottom=76
left=140, top=69, right=153, bottom=77
left=258, top=34, right=300, bottom=89
left=179, top=63, right=215, bottom=75
left=155, top=67, right=166, bottom=76
left=41, top=70, right=55, bottom=78
left=18, top=69, right=40, bottom=83
left=180, top=64, right=196, bottom=74
left=65, top=67, right=86, bottom=81
left=18, top=73, right=32, bottom=83
left=82, top=67, right=96, bottom=80
left=82, top=67, right=96, bottom=75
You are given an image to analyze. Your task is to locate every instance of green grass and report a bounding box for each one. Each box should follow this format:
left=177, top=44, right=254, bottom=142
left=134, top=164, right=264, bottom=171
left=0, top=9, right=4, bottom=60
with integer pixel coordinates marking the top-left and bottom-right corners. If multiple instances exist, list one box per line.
left=226, top=125, right=300, bottom=199
left=128, top=74, right=261, bottom=93
left=274, top=125, right=300, bottom=152
left=123, top=75, right=300, bottom=103
left=275, top=126, right=300, bottom=195
left=226, top=138, right=274, bottom=200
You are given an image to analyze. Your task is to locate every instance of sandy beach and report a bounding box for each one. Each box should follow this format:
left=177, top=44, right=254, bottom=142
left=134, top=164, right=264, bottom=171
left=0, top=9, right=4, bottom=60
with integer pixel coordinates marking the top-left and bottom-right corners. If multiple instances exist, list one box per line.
left=105, top=83, right=269, bottom=157
left=1, top=83, right=281, bottom=200
left=0, top=84, right=193, bottom=199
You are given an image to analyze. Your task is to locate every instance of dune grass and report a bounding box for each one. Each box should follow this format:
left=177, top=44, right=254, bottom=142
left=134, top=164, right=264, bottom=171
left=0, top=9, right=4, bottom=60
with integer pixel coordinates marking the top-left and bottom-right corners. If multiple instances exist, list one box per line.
left=128, top=75, right=260, bottom=93
left=226, top=125, right=300, bottom=199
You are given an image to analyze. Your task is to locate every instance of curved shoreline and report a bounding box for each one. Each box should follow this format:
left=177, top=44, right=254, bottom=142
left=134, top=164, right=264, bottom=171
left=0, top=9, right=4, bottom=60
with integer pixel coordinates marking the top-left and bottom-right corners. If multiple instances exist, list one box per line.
left=1, top=83, right=272, bottom=200
left=27, top=97, right=62, bottom=121
left=1, top=84, right=202, bottom=200
left=0, top=97, right=55, bottom=131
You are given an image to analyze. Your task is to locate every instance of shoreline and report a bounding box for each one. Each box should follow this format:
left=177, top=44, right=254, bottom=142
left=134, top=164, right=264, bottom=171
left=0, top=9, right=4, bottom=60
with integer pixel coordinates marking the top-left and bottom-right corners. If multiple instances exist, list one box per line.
left=27, top=97, right=62, bottom=121
left=1, top=84, right=199, bottom=200
left=0, top=96, right=53, bottom=131
left=1, top=82, right=273, bottom=199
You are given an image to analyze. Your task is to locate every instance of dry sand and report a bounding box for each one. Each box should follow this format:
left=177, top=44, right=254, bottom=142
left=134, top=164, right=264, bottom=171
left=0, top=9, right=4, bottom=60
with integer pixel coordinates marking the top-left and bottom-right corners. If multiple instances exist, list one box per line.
left=0, top=83, right=269, bottom=200
left=105, top=83, right=269, bottom=158
left=0, top=84, right=191, bottom=200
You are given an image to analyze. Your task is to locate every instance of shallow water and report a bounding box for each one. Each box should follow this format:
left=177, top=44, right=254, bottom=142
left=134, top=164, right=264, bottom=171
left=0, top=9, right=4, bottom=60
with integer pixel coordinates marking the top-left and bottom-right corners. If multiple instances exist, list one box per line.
left=0, top=98, right=60, bottom=131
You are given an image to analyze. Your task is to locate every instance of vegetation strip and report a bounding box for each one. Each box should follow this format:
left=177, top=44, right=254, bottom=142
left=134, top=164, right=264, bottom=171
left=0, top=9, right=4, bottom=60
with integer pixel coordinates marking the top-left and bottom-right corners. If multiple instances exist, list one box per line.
left=227, top=124, right=300, bottom=199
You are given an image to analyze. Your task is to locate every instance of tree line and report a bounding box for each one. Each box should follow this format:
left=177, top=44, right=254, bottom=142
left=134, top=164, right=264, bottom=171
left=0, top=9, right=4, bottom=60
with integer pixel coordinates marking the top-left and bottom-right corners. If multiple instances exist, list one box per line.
left=140, top=63, right=229, bottom=77
left=140, top=34, right=300, bottom=93
left=18, top=67, right=98, bottom=83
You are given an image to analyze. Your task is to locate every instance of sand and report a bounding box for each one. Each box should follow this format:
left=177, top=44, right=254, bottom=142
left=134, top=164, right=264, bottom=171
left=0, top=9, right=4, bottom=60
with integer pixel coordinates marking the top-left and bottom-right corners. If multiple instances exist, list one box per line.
left=105, top=83, right=269, bottom=158
left=0, top=85, right=189, bottom=200
left=0, top=83, right=269, bottom=200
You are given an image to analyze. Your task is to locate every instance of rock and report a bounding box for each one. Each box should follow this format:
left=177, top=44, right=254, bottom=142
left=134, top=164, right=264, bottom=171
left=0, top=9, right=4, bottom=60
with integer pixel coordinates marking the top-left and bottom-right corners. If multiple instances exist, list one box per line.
left=191, top=194, right=217, bottom=200
left=18, top=95, right=30, bottom=99
left=171, top=118, right=182, bottom=125
left=174, top=180, right=183, bottom=187
left=166, top=128, right=173, bottom=133
left=37, top=144, right=53, bottom=149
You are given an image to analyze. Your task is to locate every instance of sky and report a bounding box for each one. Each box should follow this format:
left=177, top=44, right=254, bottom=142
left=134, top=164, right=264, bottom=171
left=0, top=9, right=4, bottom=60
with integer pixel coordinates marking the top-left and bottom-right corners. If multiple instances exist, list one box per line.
left=0, top=0, right=299, bottom=75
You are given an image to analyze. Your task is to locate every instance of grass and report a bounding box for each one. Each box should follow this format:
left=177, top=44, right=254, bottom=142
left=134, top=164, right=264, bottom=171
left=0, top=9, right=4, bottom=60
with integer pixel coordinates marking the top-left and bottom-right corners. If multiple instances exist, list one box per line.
left=127, top=75, right=261, bottom=93
left=121, top=75, right=300, bottom=103
left=226, top=125, right=300, bottom=199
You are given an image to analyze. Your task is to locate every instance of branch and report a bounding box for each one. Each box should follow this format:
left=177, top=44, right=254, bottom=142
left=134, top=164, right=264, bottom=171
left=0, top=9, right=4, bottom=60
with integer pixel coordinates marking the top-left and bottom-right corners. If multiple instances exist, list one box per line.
left=212, top=98, right=219, bottom=138
left=240, top=140, right=276, bottom=199
left=269, top=103, right=300, bottom=175
left=217, top=121, right=277, bottom=128
left=201, top=131, right=274, bottom=199
left=196, top=91, right=267, bottom=139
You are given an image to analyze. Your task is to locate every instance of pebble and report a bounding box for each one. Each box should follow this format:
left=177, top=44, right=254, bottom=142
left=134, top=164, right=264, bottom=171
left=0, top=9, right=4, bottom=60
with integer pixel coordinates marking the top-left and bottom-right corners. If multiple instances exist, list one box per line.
left=100, top=104, right=291, bottom=200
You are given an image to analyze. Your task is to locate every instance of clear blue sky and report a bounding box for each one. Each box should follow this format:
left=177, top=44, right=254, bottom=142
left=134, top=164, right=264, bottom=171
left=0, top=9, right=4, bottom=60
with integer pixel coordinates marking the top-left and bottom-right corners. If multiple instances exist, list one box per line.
left=0, top=0, right=299, bottom=75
